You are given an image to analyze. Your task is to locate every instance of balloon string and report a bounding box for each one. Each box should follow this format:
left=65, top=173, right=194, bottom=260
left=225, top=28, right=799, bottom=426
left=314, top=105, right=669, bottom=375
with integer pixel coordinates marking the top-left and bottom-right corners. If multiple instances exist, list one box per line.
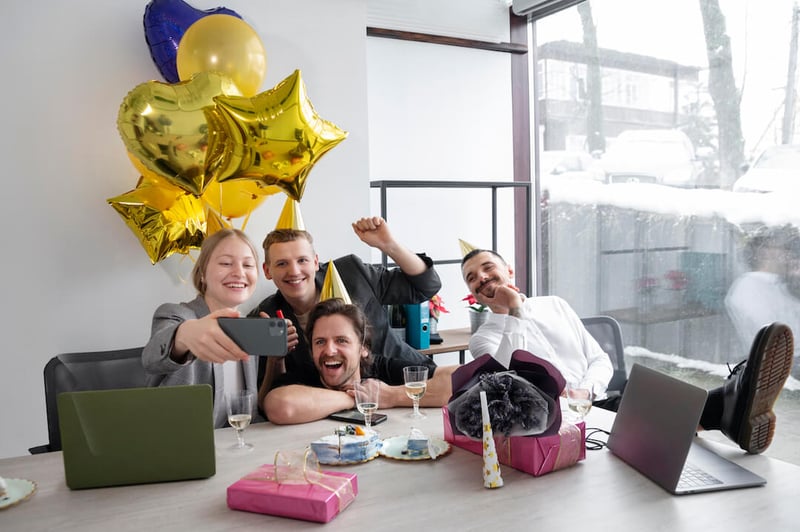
left=240, top=210, right=252, bottom=231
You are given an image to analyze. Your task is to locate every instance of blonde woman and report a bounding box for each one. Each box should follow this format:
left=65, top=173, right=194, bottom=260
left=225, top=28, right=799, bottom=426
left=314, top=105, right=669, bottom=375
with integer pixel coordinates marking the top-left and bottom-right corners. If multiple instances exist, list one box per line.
left=143, top=229, right=261, bottom=428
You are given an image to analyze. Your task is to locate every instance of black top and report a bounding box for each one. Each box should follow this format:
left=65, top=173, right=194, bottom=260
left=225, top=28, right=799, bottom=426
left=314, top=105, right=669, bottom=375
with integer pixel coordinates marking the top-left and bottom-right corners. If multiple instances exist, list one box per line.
left=250, top=253, right=441, bottom=391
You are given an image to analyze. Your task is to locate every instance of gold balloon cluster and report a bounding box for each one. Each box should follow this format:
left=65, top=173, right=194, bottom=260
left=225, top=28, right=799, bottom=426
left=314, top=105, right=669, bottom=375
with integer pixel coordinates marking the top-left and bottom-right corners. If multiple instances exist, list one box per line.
left=109, top=14, right=347, bottom=264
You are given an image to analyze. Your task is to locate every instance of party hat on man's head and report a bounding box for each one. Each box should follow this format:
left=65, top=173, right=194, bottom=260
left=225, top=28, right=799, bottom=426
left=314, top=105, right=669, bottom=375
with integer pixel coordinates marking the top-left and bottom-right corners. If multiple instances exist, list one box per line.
left=320, top=261, right=352, bottom=304
left=459, top=238, right=479, bottom=258
left=275, top=198, right=306, bottom=230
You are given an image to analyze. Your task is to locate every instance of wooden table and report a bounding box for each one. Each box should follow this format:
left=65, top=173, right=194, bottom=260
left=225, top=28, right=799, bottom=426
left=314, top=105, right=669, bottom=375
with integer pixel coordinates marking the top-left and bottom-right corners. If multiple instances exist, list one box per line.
left=420, top=327, right=471, bottom=363
left=1, top=407, right=799, bottom=530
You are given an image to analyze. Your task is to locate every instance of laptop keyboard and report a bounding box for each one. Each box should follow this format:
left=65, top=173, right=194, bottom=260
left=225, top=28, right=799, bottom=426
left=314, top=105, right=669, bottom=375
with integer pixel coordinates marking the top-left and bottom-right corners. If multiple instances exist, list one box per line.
left=677, top=462, right=723, bottom=489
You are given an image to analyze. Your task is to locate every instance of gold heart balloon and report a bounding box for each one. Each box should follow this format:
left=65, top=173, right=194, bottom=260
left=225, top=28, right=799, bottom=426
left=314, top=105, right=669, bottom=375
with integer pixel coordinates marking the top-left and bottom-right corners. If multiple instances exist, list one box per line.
left=207, top=69, right=348, bottom=201
left=107, top=175, right=207, bottom=264
left=117, top=71, right=242, bottom=196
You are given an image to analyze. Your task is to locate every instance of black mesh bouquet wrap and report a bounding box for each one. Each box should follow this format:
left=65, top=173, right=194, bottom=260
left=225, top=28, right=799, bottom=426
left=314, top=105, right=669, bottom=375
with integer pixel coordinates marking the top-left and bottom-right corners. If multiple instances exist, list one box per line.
left=446, top=350, right=566, bottom=441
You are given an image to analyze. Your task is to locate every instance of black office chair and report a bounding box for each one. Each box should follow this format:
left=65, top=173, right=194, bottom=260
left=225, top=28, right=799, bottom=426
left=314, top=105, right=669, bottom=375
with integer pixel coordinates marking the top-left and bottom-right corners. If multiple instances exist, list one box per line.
left=29, top=347, right=146, bottom=454
left=580, top=315, right=627, bottom=397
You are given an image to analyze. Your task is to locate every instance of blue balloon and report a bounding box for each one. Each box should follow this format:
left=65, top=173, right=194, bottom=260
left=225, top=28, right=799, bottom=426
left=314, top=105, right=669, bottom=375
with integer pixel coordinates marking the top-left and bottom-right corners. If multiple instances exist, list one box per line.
left=143, top=0, right=242, bottom=83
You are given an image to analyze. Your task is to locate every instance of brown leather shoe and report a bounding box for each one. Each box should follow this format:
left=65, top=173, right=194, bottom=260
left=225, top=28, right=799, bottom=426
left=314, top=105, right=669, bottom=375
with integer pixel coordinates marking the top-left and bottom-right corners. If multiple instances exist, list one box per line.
left=720, top=322, right=794, bottom=454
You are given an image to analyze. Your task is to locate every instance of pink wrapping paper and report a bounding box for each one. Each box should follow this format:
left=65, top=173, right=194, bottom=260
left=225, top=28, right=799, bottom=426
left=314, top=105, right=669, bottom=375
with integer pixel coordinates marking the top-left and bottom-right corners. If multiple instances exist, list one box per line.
left=442, top=406, right=585, bottom=476
left=227, top=464, right=358, bottom=523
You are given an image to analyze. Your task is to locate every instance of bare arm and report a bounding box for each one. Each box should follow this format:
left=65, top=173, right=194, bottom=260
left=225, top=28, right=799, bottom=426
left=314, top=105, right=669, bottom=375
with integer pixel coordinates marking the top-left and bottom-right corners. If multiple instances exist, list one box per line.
left=258, top=357, right=285, bottom=409
left=370, top=365, right=458, bottom=408
left=265, top=385, right=355, bottom=425
left=352, top=216, right=427, bottom=275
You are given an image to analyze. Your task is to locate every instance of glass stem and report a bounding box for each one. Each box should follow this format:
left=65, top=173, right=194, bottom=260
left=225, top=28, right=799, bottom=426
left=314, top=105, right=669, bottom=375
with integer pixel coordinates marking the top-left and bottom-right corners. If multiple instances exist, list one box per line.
left=235, top=429, right=245, bottom=448
left=413, top=399, right=420, bottom=416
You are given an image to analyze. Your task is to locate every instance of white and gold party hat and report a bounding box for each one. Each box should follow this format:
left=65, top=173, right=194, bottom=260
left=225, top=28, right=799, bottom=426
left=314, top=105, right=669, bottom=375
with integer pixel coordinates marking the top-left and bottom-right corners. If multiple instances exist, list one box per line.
left=480, top=390, right=504, bottom=489
left=459, top=238, right=479, bottom=258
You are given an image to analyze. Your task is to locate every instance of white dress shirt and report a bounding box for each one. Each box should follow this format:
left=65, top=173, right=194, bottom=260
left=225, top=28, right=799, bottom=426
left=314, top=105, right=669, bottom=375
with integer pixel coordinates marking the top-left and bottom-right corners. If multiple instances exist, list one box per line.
left=468, top=295, right=614, bottom=397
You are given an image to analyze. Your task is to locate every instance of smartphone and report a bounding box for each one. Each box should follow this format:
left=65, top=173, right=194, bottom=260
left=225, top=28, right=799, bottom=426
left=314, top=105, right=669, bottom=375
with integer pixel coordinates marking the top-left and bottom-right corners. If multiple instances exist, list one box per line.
left=217, top=317, right=288, bottom=357
left=328, top=409, right=388, bottom=426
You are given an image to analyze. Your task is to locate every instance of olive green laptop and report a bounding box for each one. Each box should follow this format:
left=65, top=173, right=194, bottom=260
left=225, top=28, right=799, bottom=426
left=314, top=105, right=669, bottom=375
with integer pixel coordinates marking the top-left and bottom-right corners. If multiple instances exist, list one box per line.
left=58, top=385, right=216, bottom=489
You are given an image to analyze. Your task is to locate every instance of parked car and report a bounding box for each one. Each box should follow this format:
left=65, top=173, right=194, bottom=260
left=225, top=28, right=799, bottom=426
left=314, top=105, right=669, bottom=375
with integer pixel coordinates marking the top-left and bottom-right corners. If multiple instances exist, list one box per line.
left=598, top=129, right=709, bottom=188
left=732, top=144, right=800, bottom=193
left=538, top=150, right=604, bottom=185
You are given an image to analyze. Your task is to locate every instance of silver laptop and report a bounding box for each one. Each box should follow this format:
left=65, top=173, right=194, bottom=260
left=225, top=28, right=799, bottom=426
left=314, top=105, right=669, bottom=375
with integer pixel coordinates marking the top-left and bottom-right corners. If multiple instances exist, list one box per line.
left=607, top=363, right=766, bottom=495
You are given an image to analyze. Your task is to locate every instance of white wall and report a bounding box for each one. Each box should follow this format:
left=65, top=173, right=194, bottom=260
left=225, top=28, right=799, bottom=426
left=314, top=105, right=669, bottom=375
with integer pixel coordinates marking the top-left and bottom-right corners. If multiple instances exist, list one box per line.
left=365, top=29, right=516, bottom=335
left=0, top=0, right=520, bottom=458
left=0, top=0, right=369, bottom=458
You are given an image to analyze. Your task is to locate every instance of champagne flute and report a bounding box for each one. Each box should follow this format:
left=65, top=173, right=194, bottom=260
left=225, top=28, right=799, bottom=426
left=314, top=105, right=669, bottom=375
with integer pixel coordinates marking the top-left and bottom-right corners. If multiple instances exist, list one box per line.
left=354, top=379, right=380, bottom=430
left=225, top=390, right=255, bottom=453
left=565, top=382, right=594, bottom=423
left=403, top=366, right=428, bottom=419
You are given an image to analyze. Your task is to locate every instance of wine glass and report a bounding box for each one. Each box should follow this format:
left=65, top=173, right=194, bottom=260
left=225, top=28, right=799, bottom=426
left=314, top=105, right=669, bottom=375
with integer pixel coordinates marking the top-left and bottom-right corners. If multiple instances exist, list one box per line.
left=403, top=366, right=428, bottom=419
left=353, top=379, right=380, bottom=430
left=565, top=382, right=594, bottom=423
left=225, top=390, right=255, bottom=453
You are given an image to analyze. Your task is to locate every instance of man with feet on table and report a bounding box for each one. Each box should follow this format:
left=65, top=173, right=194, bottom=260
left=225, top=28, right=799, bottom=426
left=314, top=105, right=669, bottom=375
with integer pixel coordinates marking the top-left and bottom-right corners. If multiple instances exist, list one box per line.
left=461, top=248, right=794, bottom=453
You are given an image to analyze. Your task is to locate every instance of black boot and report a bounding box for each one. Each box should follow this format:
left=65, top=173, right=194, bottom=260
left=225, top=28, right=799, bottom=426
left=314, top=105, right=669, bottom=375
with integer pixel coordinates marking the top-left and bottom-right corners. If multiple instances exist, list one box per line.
left=719, top=322, right=794, bottom=454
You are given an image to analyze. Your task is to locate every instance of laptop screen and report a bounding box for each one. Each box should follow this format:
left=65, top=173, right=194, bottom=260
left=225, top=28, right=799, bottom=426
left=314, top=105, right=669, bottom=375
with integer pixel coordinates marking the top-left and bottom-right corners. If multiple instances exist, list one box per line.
left=607, top=364, right=708, bottom=490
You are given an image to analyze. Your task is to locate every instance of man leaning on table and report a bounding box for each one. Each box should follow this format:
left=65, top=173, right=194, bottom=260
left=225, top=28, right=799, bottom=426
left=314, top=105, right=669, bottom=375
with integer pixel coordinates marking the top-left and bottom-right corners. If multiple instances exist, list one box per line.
left=461, top=248, right=795, bottom=454
left=264, top=298, right=456, bottom=424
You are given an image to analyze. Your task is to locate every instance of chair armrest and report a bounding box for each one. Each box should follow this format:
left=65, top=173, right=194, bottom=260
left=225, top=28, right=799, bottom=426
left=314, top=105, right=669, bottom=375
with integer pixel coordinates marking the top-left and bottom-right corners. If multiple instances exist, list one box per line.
left=28, top=444, right=51, bottom=455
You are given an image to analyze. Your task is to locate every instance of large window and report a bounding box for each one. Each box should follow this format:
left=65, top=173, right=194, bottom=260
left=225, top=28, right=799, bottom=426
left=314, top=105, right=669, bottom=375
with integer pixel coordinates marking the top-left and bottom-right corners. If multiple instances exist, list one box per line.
left=533, top=0, right=799, bottom=464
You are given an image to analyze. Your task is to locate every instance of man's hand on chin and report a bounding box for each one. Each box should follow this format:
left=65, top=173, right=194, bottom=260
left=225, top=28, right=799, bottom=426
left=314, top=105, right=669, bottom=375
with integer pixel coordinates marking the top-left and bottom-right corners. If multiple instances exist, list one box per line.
left=483, top=284, right=523, bottom=314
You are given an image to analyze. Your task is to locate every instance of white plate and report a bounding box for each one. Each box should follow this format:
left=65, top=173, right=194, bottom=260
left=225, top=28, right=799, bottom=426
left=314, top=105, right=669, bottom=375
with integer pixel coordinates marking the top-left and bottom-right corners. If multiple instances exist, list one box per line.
left=379, top=435, right=451, bottom=461
left=0, top=478, right=37, bottom=511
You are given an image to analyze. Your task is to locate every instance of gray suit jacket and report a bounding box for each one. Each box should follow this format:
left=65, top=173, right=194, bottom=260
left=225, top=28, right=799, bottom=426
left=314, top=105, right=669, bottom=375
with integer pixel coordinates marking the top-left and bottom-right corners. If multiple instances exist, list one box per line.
left=142, top=296, right=260, bottom=428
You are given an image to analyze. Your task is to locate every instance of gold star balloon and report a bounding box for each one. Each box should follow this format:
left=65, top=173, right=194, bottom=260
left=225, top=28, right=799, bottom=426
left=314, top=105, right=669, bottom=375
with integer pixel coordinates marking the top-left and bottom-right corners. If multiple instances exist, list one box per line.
left=108, top=175, right=207, bottom=264
left=117, top=71, right=242, bottom=196
left=207, top=69, right=348, bottom=201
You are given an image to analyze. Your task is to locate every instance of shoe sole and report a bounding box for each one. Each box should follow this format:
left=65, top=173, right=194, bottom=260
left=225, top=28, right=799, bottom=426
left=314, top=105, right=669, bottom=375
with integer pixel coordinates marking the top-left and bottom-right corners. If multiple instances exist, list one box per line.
left=738, top=324, right=794, bottom=454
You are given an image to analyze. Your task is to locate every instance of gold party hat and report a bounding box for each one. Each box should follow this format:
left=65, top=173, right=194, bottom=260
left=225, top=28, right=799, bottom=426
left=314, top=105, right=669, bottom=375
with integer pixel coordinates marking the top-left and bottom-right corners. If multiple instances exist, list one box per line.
left=319, top=261, right=352, bottom=304
left=275, top=198, right=306, bottom=230
left=459, top=238, right=479, bottom=258
left=205, top=207, right=231, bottom=236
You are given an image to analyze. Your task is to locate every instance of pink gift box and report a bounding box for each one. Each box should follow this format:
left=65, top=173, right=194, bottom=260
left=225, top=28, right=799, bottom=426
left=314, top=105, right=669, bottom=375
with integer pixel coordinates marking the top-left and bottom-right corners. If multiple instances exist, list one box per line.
left=227, top=464, right=358, bottom=523
left=442, top=406, right=586, bottom=476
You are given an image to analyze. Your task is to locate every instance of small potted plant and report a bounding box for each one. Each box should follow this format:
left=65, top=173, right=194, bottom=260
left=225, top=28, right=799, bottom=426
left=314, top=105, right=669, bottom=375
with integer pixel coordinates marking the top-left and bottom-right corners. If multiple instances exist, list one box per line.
left=428, top=295, right=449, bottom=344
left=463, top=293, right=489, bottom=333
